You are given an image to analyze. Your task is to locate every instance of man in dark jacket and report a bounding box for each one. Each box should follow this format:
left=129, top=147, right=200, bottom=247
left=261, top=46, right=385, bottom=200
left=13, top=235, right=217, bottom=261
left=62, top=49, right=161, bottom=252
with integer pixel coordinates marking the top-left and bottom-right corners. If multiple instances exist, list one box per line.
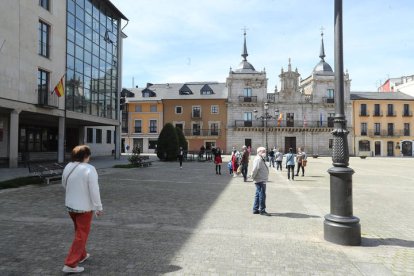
left=240, top=145, right=250, bottom=182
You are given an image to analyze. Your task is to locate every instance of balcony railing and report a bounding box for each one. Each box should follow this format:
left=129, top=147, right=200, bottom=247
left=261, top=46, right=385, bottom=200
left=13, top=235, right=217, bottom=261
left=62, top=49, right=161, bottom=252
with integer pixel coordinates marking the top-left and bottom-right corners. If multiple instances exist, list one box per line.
left=368, top=130, right=403, bottom=137
left=234, top=120, right=335, bottom=128
left=238, top=96, right=257, bottom=103
left=402, top=111, right=413, bottom=117
left=183, top=129, right=221, bottom=136
left=37, top=89, right=58, bottom=108
left=372, top=111, right=383, bottom=117
left=322, top=97, right=335, bottom=104
left=386, top=111, right=396, bottom=117
left=134, top=127, right=142, bottom=133
left=359, top=110, right=369, bottom=116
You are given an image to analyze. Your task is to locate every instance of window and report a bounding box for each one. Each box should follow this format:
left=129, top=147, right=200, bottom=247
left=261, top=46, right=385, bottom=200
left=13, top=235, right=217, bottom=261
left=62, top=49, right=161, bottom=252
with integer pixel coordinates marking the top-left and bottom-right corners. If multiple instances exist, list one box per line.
left=404, top=123, right=410, bottom=136
left=175, top=123, right=183, bottom=130
left=200, top=84, right=214, bottom=95
left=39, top=0, right=49, bottom=10
left=361, top=123, right=367, bottom=136
left=387, top=104, right=394, bottom=116
left=360, top=104, right=367, bottom=116
left=359, top=140, right=370, bottom=152
left=244, top=112, right=252, bottom=127
left=149, top=140, right=157, bottom=149
left=150, top=104, right=157, bottom=112
left=211, top=105, right=219, bottom=114
left=95, top=129, right=102, bottom=143
left=286, top=113, right=294, bottom=127
left=329, top=139, right=333, bottom=149
left=243, top=88, right=252, bottom=97
left=175, top=106, right=182, bottom=114
left=374, top=123, right=381, bottom=136
left=134, top=120, right=142, bottom=133
left=37, top=69, right=49, bottom=104
left=192, top=106, right=201, bottom=118
left=387, top=123, right=394, bottom=136
left=106, top=130, right=111, bottom=144
left=328, top=113, right=335, bottom=127
left=135, top=105, right=142, bottom=112
left=192, top=123, right=201, bottom=135
left=149, top=120, right=157, bottom=133
left=327, top=89, right=334, bottom=103
left=403, top=104, right=410, bottom=116
left=39, top=21, right=50, bottom=57
left=374, top=104, right=381, bottom=116
left=86, top=128, right=93, bottom=143
left=210, top=123, right=219, bottom=135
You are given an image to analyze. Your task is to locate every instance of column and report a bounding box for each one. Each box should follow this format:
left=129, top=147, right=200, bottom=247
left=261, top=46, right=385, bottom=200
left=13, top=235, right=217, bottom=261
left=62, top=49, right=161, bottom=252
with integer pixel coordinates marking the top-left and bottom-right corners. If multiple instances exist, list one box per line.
left=9, top=110, right=20, bottom=168
left=58, top=116, right=65, bottom=163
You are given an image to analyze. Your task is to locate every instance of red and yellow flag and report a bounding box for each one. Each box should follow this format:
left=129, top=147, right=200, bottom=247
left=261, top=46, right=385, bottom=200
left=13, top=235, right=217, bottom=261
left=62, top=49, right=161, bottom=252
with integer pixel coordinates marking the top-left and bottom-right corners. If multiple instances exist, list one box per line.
left=277, top=113, right=283, bottom=126
left=52, top=76, right=64, bottom=97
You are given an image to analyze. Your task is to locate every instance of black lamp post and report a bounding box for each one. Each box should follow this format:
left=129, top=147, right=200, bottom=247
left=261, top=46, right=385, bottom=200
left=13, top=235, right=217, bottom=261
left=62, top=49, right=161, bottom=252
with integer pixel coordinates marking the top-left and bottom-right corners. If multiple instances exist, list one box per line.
left=323, top=0, right=361, bottom=246
left=254, top=102, right=279, bottom=158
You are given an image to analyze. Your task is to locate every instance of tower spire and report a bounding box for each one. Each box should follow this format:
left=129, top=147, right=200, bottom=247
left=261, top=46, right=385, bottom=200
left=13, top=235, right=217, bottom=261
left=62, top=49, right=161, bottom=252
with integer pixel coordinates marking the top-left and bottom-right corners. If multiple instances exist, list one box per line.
left=241, top=27, right=248, bottom=61
left=319, top=28, right=326, bottom=61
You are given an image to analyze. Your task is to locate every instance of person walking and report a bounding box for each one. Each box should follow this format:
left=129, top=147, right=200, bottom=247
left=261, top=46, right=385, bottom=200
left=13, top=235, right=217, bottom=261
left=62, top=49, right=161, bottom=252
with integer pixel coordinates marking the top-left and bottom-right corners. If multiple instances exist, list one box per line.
left=275, top=148, right=283, bottom=171
left=295, top=147, right=307, bottom=176
left=240, top=145, right=250, bottom=182
left=62, top=145, right=103, bottom=274
left=214, top=147, right=222, bottom=175
left=251, top=147, right=270, bottom=216
left=285, top=148, right=296, bottom=181
left=231, top=150, right=239, bottom=177
left=268, top=148, right=275, bottom=167
left=178, top=147, right=184, bottom=169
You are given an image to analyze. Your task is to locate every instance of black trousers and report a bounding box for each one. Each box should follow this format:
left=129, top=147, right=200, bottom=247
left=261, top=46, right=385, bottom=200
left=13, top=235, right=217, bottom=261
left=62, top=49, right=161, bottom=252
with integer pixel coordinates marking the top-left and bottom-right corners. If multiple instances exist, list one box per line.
left=296, top=162, right=305, bottom=175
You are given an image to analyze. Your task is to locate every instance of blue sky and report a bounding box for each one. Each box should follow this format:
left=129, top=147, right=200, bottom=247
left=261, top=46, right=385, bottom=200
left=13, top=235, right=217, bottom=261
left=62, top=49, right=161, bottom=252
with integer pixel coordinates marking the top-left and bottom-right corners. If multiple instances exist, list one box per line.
left=111, top=0, right=414, bottom=92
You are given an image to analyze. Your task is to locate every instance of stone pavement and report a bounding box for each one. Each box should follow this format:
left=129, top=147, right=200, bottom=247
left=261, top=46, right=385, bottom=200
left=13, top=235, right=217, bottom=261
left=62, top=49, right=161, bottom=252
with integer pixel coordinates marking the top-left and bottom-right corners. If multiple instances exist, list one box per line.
left=0, top=156, right=413, bottom=275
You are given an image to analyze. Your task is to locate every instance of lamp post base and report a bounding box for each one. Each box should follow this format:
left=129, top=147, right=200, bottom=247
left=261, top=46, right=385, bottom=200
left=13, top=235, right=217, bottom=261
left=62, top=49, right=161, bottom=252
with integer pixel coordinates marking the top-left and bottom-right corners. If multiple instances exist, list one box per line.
left=324, top=214, right=361, bottom=246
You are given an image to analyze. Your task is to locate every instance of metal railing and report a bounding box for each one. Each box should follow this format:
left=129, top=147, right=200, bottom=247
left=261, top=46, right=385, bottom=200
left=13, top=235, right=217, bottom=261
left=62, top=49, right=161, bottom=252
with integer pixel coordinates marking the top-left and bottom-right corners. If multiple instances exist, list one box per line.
left=359, top=110, right=369, bottom=116
left=238, top=96, right=257, bottom=103
left=37, top=89, right=58, bottom=108
left=402, top=111, right=413, bottom=117
left=234, top=120, right=335, bottom=128
left=183, top=129, right=221, bottom=136
left=322, top=97, right=335, bottom=104
left=367, top=129, right=404, bottom=137
left=372, top=111, right=383, bottom=117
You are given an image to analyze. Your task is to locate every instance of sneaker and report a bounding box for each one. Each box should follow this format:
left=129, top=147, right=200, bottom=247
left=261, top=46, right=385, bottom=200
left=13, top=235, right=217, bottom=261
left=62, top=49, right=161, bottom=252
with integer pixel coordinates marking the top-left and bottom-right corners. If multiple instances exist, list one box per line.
left=62, top=265, right=84, bottom=273
left=260, top=211, right=271, bottom=216
left=79, top=253, right=90, bottom=264
left=253, top=210, right=260, bottom=214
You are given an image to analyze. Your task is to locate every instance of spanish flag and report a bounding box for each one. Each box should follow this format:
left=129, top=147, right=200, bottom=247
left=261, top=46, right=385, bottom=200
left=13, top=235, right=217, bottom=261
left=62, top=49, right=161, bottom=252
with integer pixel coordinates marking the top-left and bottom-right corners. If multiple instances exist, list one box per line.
left=52, top=76, right=64, bottom=97
left=277, top=113, right=283, bottom=126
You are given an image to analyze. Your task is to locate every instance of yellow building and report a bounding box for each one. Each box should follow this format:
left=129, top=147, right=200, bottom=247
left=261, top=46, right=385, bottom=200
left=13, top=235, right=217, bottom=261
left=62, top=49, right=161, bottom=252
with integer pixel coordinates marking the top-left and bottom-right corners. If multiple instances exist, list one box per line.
left=123, top=87, right=163, bottom=153
left=351, top=92, right=414, bottom=157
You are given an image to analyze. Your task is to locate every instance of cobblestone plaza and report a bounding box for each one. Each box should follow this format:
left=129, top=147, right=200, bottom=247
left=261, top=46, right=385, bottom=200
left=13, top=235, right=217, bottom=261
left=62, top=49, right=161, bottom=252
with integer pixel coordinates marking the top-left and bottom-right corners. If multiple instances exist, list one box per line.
left=0, top=156, right=413, bottom=275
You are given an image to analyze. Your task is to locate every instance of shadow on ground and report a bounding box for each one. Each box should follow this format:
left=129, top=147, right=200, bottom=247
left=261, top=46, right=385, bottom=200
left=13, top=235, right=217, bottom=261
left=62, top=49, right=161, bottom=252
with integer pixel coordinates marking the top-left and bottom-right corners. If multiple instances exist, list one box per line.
left=269, top=212, right=321, bottom=218
left=362, top=237, right=414, bottom=248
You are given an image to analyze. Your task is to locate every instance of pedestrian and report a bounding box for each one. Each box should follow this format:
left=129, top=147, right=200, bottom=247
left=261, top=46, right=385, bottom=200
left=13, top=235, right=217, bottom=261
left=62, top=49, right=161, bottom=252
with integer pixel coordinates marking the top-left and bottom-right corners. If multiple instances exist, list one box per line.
left=295, top=147, right=307, bottom=176
left=178, top=146, right=184, bottom=169
left=251, top=147, right=270, bottom=216
left=214, top=147, right=222, bottom=175
left=286, top=148, right=295, bottom=180
left=228, top=160, right=233, bottom=175
left=268, top=148, right=275, bottom=167
left=231, top=150, right=238, bottom=177
left=240, top=145, right=250, bottom=182
left=62, top=145, right=103, bottom=274
left=125, top=144, right=130, bottom=154
left=275, top=148, right=283, bottom=171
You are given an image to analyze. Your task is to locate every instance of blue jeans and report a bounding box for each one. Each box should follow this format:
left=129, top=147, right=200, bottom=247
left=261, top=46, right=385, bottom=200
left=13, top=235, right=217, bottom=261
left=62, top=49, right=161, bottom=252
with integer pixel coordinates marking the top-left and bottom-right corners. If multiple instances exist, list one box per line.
left=241, top=164, right=248, bottom=181
left=253, top=182, right=266, bottom=212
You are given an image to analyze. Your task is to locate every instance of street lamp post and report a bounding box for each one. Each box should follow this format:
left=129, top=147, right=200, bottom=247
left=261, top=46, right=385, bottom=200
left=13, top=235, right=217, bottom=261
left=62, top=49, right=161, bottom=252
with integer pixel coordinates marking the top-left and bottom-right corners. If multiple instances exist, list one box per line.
left=254, top=102, right=279, bottom=159
left=323, top=0, right=361, bottom=246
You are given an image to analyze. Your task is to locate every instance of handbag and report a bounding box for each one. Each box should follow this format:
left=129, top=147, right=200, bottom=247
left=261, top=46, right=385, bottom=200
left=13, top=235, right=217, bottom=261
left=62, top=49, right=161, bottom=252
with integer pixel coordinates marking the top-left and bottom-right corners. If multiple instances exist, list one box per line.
left=302, top=159, right=307, bottom=167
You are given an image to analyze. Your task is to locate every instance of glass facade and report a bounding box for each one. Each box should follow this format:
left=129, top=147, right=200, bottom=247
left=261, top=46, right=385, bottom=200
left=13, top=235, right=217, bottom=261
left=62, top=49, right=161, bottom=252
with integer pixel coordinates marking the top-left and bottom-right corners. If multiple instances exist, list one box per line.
left=65, top=0, right=119, bottom=120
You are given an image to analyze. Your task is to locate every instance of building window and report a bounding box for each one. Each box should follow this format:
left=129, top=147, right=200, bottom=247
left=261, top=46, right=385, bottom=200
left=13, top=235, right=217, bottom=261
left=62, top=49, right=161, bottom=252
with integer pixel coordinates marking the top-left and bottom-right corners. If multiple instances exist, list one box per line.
left=149, top=120, right=157, bottom=133
left=374, top=123, right=381, bottom=136
left=135, top=105, right=142, bottom=112
left=360, top=104, right=367, bottom=116
left=96, top=129, right=102, bottom=143
left=286, top=113, right=294, bottom=127
left=175, top=123, right=183, bottom=130
left=192, top=123, right=201, bottom=135
left=244, top=112, right=252, bottom=127
left=86, top=128, right=93, bottom=143
left=404, top=123, right=410, bottom=136
left=361, top=123, right=367, bottom=136
left=387, top=123, right=394, bottom=136
left=175, top=106, right=182, bottom=114
left=210, top=123, right=219, bottom=135
left=359, top=140, right=370, bottom=152
left=387, top=104, right=394, bottom=116
left=192, top=106, right=201, bottom=118
left=374, top=104, right=381, bottom=116
left=328, top=113, right=335, bottom=127
left=150, top=104, right=157, bottom=112
left=39, top=21, right=50, bottom=57
left=37, top=69, right=49, bottom=104
left=243, top=88, right=252, bottom=97
left=327, top=89, right=334, bottom=103
left=39, top=0, right=49, bottom=10
left=211, top=105, right=219, bottom=114
left=403, top=104, right=410, bottom=116
left=106, top=130, right=111, bottom=144
left=329, top=139, right=333, bottom=149
left=134, top=120, right=142, bottom=133
left=149, top=140, right=157, bottom=149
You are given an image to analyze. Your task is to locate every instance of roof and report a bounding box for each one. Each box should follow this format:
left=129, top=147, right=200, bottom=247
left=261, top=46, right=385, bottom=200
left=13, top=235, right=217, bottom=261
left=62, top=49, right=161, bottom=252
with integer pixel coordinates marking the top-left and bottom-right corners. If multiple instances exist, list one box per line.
left=126, top=82, right=228, bottom=102
left=313, top=60, right=334, bottom=75
left=351, top=92, right=414, bottom=100
left=100, top=0, right=128, bottom=21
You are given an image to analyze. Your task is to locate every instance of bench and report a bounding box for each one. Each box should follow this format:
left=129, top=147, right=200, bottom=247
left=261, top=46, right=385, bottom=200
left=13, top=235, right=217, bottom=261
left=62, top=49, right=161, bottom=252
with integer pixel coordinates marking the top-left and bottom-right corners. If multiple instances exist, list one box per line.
left=29, top=162, right=65, bottom=184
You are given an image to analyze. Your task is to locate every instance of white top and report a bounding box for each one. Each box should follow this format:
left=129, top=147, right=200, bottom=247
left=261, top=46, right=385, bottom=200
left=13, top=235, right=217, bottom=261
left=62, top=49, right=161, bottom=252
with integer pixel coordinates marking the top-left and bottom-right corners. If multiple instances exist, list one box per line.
left=62, top=162, right=103, bottom=211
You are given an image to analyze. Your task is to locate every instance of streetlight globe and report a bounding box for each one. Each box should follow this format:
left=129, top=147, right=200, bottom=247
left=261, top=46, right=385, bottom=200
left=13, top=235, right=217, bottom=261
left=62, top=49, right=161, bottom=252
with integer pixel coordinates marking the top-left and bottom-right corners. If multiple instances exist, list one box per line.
left=264, top=102, right=269, bottom=110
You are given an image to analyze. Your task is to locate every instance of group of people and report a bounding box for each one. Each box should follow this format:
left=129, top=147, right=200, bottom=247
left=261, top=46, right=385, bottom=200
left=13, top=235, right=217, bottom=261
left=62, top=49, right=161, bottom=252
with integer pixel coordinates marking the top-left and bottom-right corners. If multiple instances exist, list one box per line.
left=267, top=147, right=307, bottom=181
left=228, top=146, right=250, bottom=181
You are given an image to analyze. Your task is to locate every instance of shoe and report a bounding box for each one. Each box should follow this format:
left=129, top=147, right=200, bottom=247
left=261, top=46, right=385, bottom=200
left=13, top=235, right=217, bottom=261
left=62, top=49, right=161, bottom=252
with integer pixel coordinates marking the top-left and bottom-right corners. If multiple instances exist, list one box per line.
left=180, top=167, right=182, bottom=169
left=260, top=211, right=271, bottom=216
left=79, top=253, right=90, bottom=264
left=295, top=174, right=299, bottom=176
left=216, top=172, right=218, bottom=174
left=302, top=174, right=304, bottom=177
left=253, top=210, right=260, bottom=214
left=62, top=265, right=84, bottom=273
left=219, top=172, right=221, bottom=175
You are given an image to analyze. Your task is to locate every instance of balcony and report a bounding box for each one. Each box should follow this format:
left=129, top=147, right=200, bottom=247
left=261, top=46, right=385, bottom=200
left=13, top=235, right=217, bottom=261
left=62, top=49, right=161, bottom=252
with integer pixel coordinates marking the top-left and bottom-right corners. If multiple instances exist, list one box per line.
left=386, top=111, right=396, bottom=117
left=234, top=120, right=336, bottom=128
left=368, top=130, right=403, bottom=137
left=359, top=110, right=369, bottom=117
left=402, top=111, right=413, bottom=117
left=372, top=111, right=383, bottom=117
left=134, top=127, right=142, bottom=133
left=183, top=129, right=221, bottom=137
left=322, top=97, right=335, bottom=104
left=238, top=96, right=257, bottom=103
left=37, top=89, right=59, bottom=108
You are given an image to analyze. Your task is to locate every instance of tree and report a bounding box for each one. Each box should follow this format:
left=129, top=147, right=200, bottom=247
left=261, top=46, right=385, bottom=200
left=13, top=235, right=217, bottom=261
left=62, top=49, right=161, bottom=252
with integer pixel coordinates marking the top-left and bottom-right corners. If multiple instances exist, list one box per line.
left=157, top=123, right=179, bottom=161
left=175, top=127, right=188, bottom=151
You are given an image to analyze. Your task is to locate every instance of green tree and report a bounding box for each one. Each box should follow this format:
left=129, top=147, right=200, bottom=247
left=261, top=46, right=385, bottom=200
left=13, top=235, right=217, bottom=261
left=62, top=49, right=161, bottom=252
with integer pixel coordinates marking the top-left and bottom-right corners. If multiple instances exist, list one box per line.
left=157, top=123, right=179, bottom=161
left=175, top=127, right=188, bottom=151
